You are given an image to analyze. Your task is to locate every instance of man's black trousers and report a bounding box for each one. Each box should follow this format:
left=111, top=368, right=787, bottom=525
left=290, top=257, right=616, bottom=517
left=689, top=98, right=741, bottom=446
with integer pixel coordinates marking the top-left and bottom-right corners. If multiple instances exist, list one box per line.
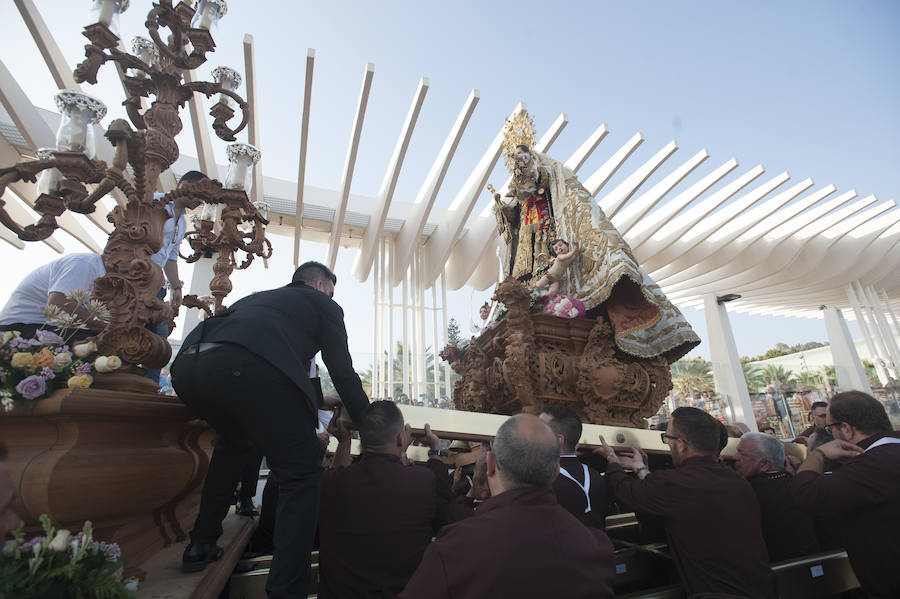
left=172, top=343, right=321, bottom=599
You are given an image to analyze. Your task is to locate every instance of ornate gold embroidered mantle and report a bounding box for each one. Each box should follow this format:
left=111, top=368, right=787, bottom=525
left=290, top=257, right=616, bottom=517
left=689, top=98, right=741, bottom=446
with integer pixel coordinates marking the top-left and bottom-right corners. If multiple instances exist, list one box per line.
left=442, top=278, right=672, bottom=428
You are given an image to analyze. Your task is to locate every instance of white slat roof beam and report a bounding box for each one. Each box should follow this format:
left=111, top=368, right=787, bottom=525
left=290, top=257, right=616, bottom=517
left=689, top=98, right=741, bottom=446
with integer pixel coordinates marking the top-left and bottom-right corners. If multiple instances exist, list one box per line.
left=353, top=77, right=429, bottom=282
left=243, top=35, right=264, bottom=206
left=182, top=69, right=217, bottom=179
left=423, top=102, right=521, bottom=288
left=1, top=190, right=64, bottom=252
left=626, top=158, right=738, bottom=250
left=656, top=180, right=824, bottom=289
left=599, top=140, right=677, bottom=218
left=583, top=132, right=643, bottom=196
left=0, top=118, right=102, bottom=252
left=293, top=49, right=315, bottom=269
left=652, top=177, right=811, bottom=285
left=634, top=165, right=764, bottom=262
left=446, top=109, right=568, bottom=290
left=564, top=124, right=608, bottom=172
left=0, top=225, right=25, bottom=249
left=739, top=204, right=897, bottom=298
left=667, top=195, right=877, bottom=302
left=643, top=170, right=787, bottom=272
left=14, top=0, right=79, bottom=90
left=612, top=149, right=708, bottom=236
left=326, top=62, right=374, bottom=271
left=391, top=89, right=478, bottom=286
left=665, top=190, right=857, bottom=300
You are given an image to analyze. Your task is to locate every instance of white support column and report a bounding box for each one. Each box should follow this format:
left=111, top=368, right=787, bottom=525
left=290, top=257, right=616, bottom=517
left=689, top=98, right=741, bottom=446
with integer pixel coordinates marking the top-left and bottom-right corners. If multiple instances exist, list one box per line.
left=181, top=256, right=216, bottom=340
left=372, top=239, right=381, bottom=398
left=441, top=269, right=452, bottom=400
left=846, top=284, right=888, bottom=384
left=401, top=254, right=410, bottom=396
left=703, top=295, right=757, bottom=430
left=431, top=281, right=441, bottom=403
left=866, top=285, right=900, bottom=374
left=853, top=281, right=896, bottom=379
left=881, top=289, right=900, bottom=342
left=417, top=248, right=428, bottom=404
left=387, top=237, right=395, bottom=398
left=823, top=306, right=872, bottom=393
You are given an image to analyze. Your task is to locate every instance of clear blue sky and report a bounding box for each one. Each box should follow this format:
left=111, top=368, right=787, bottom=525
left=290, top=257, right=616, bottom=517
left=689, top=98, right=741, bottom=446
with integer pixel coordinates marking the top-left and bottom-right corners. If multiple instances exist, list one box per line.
left=0, top=1, right=898, bottom=366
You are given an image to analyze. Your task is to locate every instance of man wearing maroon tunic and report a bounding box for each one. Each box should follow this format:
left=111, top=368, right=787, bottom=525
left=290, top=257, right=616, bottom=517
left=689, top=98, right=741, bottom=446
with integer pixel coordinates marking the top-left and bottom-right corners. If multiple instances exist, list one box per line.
left=791, top=391, right=900, bottom=598
left=598, top=407, right=777, bottom=598
left=399, top=414, right=615, bottom=599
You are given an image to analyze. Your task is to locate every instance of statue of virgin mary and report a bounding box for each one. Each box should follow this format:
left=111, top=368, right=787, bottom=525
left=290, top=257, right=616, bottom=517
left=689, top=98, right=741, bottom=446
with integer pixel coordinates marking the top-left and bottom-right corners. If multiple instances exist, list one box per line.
left=492, top=112, right=700, bottom=362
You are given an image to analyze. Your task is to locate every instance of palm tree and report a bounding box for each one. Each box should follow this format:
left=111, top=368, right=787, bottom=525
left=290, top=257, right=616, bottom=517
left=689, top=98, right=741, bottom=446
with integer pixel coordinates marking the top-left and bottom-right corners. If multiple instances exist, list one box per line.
left=359, top=342, right=439, bottom=400
left=820, top=365, right=836, bottom=397
left=794, top=370, right=823, bottom=394
left=742, top=363, right=767, bottom=395
left=670, top=359, right=714, bottom=405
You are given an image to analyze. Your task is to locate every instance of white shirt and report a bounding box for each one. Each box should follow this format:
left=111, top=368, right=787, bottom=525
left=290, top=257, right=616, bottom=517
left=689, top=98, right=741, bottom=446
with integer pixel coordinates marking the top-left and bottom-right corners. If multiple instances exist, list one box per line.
left=150, top=198, right=187, bottom=269
left=0, top=253, right=105, bottom=325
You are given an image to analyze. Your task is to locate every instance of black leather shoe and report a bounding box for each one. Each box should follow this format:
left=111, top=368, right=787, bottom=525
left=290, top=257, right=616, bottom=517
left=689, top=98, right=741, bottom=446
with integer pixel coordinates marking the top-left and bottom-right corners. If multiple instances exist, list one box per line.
left=236, top=497, right=259, bottom=517
left=181, top=542, right=224, bottom=573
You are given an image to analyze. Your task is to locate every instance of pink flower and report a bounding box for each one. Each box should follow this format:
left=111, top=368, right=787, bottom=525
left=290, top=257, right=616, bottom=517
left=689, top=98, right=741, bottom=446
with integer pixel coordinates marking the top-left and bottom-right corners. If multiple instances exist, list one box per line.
left=15, top=375, right=47, bottom=400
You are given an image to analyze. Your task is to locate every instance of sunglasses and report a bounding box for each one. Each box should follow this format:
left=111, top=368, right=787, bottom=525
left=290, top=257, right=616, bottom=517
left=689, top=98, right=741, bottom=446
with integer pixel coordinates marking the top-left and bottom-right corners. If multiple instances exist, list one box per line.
left=660, top=433, right=689, bottom=445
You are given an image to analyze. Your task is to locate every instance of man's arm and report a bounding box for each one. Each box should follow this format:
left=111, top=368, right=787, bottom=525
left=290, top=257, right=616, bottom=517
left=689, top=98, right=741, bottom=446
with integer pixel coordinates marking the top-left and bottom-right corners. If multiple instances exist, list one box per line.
left=326, top=409, right=352, bottom=469
left=318, top=299, right=369, bottom=423
left=596, top=436, right=671, bottom=516
left=163, top=260, right=182, bottom=311
left=791, top=439, right=881, bottom=513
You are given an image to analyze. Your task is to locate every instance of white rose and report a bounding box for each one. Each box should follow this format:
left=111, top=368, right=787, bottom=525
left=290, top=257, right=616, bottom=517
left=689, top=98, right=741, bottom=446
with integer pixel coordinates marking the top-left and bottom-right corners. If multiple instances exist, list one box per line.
left=49, top=529, right=71, bottom=552
left=51, top=351, right=73, bottom=372
left=94, top=356, right=110, bottom=373
left=1, top=331, right=14, bottom=344
left=73, top=341, right=98, bottom=359
left=105, top=356, right=122, bottom=371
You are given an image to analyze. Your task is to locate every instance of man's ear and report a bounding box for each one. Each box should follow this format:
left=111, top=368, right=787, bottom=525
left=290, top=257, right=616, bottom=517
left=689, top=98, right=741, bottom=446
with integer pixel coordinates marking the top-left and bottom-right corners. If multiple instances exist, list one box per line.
left=486, top=451, right=498, bottom=478
left=551, top=463, right=560, bottom=482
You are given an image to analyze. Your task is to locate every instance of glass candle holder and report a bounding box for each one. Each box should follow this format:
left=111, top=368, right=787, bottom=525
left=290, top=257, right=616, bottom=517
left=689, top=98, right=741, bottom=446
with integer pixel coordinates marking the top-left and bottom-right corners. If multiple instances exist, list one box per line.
left=211, top=66, right=242, bottom=106
left=129, top=36, right=159, bottom=78
left=224, top=143, right=261, bottom=194
left=36, top=148, right=62, bottom=196
left=191, top=0, right=227, bottom=30
left=53, top=90, right=107, bottom=159
left=88, top=0, right=130, bottom=36
left=252, top=200, right=270, bottom=221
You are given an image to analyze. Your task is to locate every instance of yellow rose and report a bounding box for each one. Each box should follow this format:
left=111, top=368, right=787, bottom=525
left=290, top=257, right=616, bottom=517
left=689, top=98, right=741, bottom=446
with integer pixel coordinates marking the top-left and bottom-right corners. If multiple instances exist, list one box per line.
left=67, top=374, right=93, bottom=389
left=10, top=352, right=34, bottom=369
left=32, top=348, right=55, bottom=369
left=106, top=356, right=122, bottom=371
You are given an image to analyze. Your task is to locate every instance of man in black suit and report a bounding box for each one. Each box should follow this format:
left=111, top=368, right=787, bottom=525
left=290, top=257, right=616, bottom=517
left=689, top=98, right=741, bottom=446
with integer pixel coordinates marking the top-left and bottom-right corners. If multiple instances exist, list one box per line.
left=539, top=405, right=609, bottom=529
left=171, top=261, right=369, bottom=598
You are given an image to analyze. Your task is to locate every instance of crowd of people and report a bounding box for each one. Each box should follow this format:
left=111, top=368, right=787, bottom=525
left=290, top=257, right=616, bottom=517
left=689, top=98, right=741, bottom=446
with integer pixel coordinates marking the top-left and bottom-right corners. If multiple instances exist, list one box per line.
left=2, top=246, right=900, bottom=597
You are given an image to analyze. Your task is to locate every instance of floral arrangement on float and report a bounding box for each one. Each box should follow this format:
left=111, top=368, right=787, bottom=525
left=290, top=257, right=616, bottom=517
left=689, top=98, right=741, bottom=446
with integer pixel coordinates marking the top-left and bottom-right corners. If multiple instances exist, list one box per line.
left=0, top=290, right=120, bottom=412
left=0, top=516, right=137, bottom=599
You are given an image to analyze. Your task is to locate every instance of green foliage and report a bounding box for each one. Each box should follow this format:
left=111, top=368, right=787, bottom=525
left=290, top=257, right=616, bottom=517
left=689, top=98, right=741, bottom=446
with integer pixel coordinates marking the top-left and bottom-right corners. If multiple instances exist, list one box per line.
left=0, top=516, right=136, bottom=599
left=744, top=340, right=827, bottom=363
left=742, top=363, right=767, bottom=394
left=447, top=318, right=461, bottom=346
left=670, top=358, right=715, bottom=397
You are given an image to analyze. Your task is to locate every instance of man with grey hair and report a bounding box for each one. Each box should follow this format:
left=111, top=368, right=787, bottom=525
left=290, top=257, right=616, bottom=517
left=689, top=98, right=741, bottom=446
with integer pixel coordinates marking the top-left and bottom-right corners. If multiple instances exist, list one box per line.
left=399, top=414, right=615, bottom=598
left=734, top=432, right=820, bottom=561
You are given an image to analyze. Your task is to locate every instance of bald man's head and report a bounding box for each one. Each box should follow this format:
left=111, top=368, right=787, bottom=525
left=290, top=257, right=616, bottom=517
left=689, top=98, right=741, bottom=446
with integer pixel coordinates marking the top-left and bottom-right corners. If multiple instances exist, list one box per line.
left=490, top=414, right=560, bottom=488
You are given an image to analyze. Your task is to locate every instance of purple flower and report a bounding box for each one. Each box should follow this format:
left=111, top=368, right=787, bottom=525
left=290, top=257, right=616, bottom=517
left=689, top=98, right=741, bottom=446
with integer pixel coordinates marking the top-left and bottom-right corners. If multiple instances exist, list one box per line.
left=35, top=330, right=64, bottom=345
left=9, top=337, right=31, bottom=350
left=102, top=542, right=121, bottom=562
left=75, top=363, right=92, bottom=375
left=15, top=375, right=47, bottom=400
left=41, top=367, right=56, bottom=380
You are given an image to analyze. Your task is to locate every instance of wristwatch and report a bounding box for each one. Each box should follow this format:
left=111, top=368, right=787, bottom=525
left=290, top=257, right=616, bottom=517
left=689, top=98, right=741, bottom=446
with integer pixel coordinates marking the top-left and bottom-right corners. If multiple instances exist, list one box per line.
left=428, top=449, right=449, bottom=457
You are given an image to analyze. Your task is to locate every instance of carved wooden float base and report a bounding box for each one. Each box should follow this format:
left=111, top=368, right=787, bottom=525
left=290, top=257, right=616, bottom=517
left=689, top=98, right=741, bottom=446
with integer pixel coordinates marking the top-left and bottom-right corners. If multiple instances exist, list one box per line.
left=443, top=279, right=672, bottom=428
left=1, top=388, right=214, bottom=578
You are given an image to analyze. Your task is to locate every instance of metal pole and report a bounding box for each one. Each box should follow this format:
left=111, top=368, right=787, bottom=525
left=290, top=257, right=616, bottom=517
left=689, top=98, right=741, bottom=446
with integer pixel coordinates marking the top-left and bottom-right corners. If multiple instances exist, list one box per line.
left=441, top=268, right=452, bottom=401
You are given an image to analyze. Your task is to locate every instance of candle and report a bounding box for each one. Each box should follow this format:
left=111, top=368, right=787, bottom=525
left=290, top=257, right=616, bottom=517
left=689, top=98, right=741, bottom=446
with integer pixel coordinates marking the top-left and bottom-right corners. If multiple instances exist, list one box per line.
left=36, top=148, right=62, bottom=196
left=129, top=37, right=159, bottom=78
left=191, top=0, right=226, bottom=30
left=53, top=91, right=107, bottom=159
left=89, top=0, right=129, bottom=35
left=224, top=143, right=261, bottom=195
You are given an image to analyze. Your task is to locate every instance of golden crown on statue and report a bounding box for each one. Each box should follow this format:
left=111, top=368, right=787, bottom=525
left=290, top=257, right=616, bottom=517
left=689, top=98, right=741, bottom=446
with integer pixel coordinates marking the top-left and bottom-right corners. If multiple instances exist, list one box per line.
left=502, top=109, right=536, bottom=173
